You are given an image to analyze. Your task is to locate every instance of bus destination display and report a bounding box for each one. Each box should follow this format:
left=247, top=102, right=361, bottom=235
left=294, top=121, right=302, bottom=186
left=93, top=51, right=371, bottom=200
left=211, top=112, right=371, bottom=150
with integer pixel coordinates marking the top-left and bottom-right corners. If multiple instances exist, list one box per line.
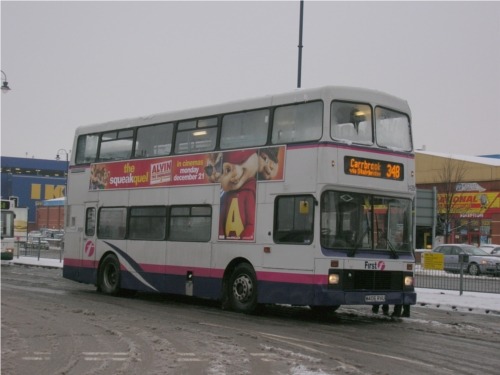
left=344, top=156, right=404, bottom=181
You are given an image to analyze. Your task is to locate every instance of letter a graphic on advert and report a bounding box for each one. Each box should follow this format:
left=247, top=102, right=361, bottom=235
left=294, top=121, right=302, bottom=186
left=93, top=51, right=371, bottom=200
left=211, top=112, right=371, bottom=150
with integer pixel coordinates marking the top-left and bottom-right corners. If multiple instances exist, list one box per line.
left=226, top=198, right=244, bottom=237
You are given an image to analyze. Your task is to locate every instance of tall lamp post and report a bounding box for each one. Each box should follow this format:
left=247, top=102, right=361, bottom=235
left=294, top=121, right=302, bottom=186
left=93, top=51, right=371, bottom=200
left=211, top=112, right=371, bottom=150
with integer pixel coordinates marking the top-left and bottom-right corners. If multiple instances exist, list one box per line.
left=1, top=70, right=11, bottom=92
left=56, top=149, right=70, bottom=232
left=297, top=0, right=304, bottom=89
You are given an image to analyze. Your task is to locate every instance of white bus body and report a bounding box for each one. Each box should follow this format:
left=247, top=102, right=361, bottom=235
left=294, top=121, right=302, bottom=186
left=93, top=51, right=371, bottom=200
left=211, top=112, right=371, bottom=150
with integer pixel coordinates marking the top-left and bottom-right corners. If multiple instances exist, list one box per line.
left=63, top=86, right=416, bottom=314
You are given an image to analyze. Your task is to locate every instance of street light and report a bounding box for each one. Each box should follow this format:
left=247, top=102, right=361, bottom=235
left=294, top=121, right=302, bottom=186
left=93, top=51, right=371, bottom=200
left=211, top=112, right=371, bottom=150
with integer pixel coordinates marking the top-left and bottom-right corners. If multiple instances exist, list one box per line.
left=56, top=148, right=70, bottom=192
left=1, top=70, right=11, bottom=92
left=56, top=148, right=70, bottom=162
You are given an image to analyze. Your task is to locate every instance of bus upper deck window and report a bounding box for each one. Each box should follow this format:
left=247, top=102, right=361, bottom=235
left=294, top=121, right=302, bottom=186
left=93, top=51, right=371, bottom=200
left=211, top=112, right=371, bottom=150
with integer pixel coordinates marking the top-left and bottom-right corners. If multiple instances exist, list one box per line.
left=331, top=102, right=373, bottom=145
left=135, top=122, right=174, bottom=158
left=99, top=130, right=134, bottom=161
left=75, top=134, right=99, bottom=164
left=221, top=109, right=269, bottom=149
left=272, top=101, right=323, bottom=144
left=375, top=107, right=412, bottom=152
left=175, top=117, right=218, bottom=154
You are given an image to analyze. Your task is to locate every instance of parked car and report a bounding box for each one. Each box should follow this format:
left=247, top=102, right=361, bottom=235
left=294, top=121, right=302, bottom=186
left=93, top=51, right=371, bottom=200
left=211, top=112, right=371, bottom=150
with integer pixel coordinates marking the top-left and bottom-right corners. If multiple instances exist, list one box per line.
left=432, top=244, right=500, bottom=276
left=479, top=244, right=500, bottom=254
left=490, top=247, right=500, bottom=256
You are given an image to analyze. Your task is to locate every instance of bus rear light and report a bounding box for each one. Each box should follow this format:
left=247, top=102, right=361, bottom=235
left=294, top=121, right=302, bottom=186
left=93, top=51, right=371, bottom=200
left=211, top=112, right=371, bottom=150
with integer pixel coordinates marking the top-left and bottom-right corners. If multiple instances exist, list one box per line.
left=328, top=273, right=340, bottom=285
left=330, top=260, right=339, bottom=268
left=404, top=276, right=414, bottom=287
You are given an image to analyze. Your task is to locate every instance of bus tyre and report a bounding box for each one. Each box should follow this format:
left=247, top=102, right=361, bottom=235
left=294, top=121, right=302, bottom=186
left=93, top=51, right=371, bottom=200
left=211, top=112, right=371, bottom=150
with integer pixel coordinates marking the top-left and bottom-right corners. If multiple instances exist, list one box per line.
left=98, top=254, right=121, bottom=296
left=228, top=263, right=258, bottom=314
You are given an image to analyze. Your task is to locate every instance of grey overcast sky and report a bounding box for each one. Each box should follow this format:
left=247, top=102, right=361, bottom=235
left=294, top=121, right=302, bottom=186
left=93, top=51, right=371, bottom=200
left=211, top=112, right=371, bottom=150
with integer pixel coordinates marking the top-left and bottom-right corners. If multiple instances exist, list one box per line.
left=1, top=1, right=499, bottom=160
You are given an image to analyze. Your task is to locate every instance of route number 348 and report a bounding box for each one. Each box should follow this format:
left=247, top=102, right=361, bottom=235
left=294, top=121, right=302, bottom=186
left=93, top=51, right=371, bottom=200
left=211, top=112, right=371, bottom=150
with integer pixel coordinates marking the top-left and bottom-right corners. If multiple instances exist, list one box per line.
left=386, top=164, right=401, bottom=180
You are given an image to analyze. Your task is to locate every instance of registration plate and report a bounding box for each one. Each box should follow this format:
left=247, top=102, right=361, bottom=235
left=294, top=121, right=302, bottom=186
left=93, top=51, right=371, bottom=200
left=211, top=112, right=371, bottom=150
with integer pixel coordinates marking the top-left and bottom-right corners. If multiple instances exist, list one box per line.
left=365, top=295, right=386, bottom=302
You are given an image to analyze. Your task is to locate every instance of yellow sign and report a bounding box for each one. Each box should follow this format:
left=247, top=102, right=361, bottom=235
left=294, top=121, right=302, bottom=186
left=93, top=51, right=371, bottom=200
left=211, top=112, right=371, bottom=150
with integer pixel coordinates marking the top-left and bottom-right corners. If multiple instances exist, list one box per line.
left=438, top=192, right=500, bottom=216
left=423, top=253, right=444, bottom=270
left=30, top=183, right=66, bottom=200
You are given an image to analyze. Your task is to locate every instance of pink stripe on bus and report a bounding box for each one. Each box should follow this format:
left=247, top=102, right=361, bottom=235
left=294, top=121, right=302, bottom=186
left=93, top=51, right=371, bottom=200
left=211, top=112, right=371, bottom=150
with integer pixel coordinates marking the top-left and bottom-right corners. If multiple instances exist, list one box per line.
left=64, top=258, right=329, bottom=285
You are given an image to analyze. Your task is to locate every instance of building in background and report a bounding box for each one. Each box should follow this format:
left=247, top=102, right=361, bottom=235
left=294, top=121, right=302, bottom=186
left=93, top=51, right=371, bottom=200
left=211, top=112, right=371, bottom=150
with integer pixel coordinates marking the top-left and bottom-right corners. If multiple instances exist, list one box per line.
left=0, top=156, right=68, bottom=232
left=36, top=197, right=65, bottom=230
left=416, top=152, right=500, bottom=247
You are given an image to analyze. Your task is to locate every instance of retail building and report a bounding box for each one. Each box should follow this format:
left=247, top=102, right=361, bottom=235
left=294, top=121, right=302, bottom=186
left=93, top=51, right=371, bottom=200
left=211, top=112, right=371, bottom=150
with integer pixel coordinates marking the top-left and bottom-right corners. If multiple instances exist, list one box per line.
left=416, top=151, right=500, bottom=247
left=1, top=156, right=68, bottom=231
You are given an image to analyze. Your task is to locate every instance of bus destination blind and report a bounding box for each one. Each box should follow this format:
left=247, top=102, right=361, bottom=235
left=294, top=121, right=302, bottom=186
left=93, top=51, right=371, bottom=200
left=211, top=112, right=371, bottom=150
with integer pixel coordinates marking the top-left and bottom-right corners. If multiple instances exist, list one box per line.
left=344, top=156, right=404, bottom=181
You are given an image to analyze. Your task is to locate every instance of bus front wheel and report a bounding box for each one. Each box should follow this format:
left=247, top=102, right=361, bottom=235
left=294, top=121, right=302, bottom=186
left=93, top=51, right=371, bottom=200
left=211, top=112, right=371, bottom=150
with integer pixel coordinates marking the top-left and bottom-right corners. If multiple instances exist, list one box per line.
left=98, top=254, right=121, bottom=295
left=228, top=263, right=258, bottom=314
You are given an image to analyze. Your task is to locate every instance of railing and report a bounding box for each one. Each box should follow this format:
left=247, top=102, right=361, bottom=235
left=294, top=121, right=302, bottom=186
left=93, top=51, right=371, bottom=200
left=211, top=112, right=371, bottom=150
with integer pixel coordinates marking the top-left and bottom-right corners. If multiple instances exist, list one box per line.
left=415, top=263, right=500, bottom=294
left=14, top=240, right=63, bottom=262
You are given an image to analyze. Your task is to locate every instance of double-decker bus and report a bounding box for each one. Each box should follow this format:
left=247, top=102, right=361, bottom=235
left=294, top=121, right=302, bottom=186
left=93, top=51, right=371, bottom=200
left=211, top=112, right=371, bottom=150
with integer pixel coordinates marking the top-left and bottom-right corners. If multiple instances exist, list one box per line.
left=63, top=86, right=416, bottom=316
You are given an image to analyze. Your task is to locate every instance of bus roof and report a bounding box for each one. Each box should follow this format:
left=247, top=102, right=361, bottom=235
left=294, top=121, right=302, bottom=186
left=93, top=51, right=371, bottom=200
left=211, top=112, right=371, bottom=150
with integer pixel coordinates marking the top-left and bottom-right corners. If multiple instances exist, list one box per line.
left=74, top=85, right=410, bottom=135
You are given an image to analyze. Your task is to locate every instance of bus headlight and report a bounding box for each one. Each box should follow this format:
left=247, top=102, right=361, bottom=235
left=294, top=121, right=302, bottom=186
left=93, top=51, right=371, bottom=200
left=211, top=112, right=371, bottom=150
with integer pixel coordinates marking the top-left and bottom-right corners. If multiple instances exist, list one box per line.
left=404, top=276, right=414, bottom=287
left=328, top=273, right=340, bottom=285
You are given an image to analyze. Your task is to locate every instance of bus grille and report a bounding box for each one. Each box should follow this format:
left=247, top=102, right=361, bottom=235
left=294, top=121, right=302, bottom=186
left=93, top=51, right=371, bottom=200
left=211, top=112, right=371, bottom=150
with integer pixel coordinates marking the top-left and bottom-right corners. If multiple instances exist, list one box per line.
left=342, top=270, right=403, bottom=291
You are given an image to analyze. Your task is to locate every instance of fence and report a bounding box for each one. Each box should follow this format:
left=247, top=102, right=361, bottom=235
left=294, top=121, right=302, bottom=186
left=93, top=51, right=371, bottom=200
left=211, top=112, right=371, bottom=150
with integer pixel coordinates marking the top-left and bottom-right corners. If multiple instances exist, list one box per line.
left=14, top=240, right=63, bottom=262
left=415, top=265, right=500, bottom=294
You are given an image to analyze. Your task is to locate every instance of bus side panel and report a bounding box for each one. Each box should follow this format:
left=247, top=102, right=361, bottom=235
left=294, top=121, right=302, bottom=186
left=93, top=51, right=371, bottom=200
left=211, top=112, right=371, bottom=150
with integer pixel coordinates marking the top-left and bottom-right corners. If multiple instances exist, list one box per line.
left=62, top=260, right=98, bottom=286
left=256, top=271, right=316, bottom=305
left=118, top=265, right=223, bottom=299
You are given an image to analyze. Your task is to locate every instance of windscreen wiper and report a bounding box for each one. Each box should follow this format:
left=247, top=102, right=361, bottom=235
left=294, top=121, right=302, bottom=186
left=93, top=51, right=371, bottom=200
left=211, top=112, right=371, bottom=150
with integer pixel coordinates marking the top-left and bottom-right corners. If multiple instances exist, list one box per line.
left=348, top=228, right=369, bottom=257
left=386, top=238, right=399, bottom=259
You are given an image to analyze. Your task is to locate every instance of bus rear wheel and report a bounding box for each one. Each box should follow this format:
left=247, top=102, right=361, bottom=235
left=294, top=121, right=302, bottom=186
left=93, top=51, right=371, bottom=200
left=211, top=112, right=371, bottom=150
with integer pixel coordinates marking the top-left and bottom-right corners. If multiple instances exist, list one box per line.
left=98, top=254, right=121, bottom=295
left=228, top=263, right=258, bottom=314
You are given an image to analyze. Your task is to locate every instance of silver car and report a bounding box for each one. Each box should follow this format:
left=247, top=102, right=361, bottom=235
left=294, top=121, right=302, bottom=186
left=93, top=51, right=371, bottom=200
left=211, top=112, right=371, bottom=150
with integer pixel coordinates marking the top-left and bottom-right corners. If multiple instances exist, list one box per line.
left=490, top=247, right=500, bottom=256
left=479, top=244, right=500, bottom=254
left=432, top=244, right=500, bottom=276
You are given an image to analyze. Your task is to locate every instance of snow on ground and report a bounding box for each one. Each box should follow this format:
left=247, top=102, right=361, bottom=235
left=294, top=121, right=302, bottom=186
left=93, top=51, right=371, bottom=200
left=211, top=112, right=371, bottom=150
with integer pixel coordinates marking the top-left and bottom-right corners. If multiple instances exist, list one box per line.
left=3, top=257, right=500, bottom=315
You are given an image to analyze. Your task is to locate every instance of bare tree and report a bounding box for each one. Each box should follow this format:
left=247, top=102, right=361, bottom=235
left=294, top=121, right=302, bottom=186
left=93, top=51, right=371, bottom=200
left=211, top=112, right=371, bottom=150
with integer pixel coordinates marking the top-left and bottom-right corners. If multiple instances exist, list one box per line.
left=435, top=157, right=468, bottom=243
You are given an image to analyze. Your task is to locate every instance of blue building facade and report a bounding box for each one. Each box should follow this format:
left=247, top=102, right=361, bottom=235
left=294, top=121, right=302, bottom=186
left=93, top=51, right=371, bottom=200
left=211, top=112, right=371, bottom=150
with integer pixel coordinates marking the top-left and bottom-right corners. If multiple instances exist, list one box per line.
left=1, top=156, right=69, bottom=228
